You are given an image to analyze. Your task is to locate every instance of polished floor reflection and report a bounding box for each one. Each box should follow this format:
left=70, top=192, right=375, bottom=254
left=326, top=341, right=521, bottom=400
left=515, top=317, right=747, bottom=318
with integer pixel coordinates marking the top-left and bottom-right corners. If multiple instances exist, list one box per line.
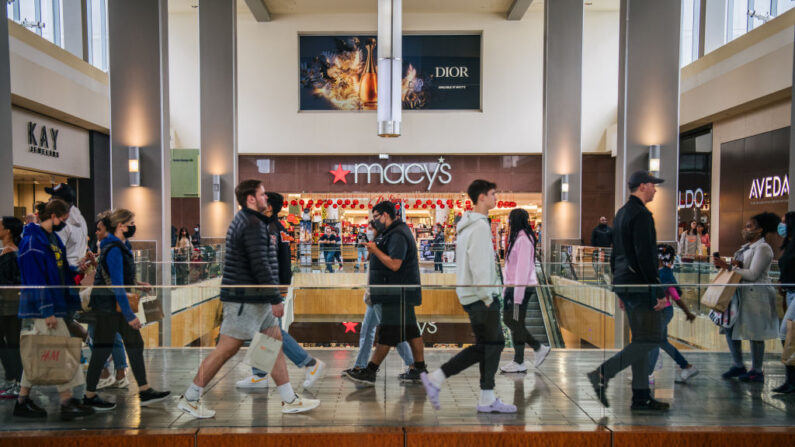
left=1, top=349, right=793, bottom=430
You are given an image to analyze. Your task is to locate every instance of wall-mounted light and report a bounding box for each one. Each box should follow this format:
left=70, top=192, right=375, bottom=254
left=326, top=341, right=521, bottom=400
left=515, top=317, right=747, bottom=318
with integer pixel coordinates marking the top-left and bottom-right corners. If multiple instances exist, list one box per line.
left=128, top=146, right=140, bottom=186
left=560, top=174, right=569, bottom=202
left=377, top=0, right=402, bottom=137
left=212, top=174, right=221, bottom=202
left=648, top=144, right=661, bottom=177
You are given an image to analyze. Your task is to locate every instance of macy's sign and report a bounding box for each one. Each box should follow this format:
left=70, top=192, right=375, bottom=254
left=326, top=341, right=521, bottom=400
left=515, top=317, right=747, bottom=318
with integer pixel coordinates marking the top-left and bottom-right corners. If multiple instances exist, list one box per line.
left=330, top=157, right=452, bottom=191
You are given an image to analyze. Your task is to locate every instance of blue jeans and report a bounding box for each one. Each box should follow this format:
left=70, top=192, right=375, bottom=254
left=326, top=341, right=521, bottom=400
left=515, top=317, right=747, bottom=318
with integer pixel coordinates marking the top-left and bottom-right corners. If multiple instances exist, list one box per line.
left=780, top=290, right=795, bottom=340
left=324, top=251, right=335, bottom=272
left=356, top=247, right=368, bottom=269
left=355, top=303, right=414, bottom=369
left=252, top=318, right=310, bottom=376
left=647, top=306, right=688, bottom=374
left=87, top=325, right=128, bottom=370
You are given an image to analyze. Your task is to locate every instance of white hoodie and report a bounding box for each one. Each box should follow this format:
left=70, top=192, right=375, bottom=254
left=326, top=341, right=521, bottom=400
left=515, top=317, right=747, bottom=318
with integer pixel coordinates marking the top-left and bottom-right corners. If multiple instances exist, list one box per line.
left=455, top=211, right=499, bottom=306
left=57, top=205, right=88, bottom=267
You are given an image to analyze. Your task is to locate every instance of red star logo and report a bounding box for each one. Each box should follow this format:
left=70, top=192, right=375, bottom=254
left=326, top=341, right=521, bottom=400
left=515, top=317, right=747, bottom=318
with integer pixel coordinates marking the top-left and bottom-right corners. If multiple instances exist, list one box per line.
left=330, top=164, right=350, bottom=184
left=342, top=322, right=358, bottom=333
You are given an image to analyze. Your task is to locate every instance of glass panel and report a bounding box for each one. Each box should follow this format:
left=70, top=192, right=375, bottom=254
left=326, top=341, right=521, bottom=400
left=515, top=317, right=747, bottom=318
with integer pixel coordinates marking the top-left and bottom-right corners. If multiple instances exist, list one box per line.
left=40, top=0, right=54, bottom=43
left=750, top=0, right=773, bottom=29
left=88, top=0, right=107, bottom=71
left=19, top=0, right=38, bottom=32
left=776, top=0, right=795, bottom=14
left=730, top=0, right=749, bottom=41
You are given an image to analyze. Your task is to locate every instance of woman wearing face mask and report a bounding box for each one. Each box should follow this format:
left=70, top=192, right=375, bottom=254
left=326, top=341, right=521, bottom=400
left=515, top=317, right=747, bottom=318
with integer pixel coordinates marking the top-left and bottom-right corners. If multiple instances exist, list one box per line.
left=774, top=211, right=795, bottom=393
left=82, top=209, right=170, bottom=411
left=714, top=212, right=780, bottom=383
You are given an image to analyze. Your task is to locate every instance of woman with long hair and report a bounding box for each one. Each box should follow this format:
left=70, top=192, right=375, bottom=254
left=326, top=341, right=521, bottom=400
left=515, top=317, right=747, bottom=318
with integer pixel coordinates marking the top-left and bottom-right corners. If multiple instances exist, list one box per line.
left=499, top=208, right=551, bottom=373
left=714, top=212, right=781, bottom=383
left=83, top=209, right=170, bottom=411
left=678, top=220, right=700, bottom=260
left=774, top=211, right=795, bottom=393
left=176, top=227, right=193, bottom=250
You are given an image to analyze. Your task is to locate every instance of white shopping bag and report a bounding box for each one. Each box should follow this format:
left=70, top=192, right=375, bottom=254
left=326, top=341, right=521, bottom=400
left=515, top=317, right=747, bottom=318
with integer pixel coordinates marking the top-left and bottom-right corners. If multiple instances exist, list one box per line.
left=243, top=332, right=283, bottom=373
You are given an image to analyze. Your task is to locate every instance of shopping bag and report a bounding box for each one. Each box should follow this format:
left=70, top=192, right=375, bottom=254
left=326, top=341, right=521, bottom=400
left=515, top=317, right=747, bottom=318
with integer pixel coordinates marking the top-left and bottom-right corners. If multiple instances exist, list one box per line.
left=142, top=297, right=164, bottom=322
left=20, top=334, right=81, bottom=385
left=700, top=269, right=741, bottom=312
left=783, top=320, right=795, bottom=366
left=243, top=332, right=283, bottom=373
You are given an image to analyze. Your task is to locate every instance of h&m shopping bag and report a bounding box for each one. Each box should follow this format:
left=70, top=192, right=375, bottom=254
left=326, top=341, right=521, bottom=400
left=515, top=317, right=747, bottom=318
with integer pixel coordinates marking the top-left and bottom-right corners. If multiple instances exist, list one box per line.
left=20, top=334, right=81, bottom=385
left=243, top=332, right=283, bottom=374
left=700, top=269, right=741, bottom=312
left=783, top=320, right=795, bottom=366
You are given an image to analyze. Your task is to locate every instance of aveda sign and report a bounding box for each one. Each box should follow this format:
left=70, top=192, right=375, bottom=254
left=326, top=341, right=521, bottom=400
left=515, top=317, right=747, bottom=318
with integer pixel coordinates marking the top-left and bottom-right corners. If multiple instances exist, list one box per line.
left=748, top=175, right=789, bottom=200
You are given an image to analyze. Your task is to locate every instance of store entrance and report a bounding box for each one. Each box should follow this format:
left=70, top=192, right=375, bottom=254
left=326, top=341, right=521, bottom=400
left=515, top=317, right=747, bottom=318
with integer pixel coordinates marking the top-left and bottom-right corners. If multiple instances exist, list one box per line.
left=11, top=167, right=71, bottom=220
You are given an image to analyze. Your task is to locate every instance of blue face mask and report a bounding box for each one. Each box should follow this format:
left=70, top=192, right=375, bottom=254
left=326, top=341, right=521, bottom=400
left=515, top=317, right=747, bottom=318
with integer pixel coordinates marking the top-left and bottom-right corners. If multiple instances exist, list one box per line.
left=778, top=222, right=788, bottom=238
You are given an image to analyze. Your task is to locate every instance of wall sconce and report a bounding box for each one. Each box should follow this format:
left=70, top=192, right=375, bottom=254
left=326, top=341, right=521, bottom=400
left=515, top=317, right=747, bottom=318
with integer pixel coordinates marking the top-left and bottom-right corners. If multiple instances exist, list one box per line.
left=648, top=145, right=661, bottom=177
left=128, top=146, right=140, bottom=186
left=212, top=174, right=221, bottom=202
left=560, top=174, right=569, bottom=202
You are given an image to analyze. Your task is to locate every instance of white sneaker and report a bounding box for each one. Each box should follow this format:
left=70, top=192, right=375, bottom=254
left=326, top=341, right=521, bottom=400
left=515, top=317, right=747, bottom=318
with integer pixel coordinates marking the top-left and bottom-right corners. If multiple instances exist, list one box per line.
left=500, top=361, right=528, bottom=373
left=96, top=375, right=116, bottom=390
left=112, top=375, right=129, bottom=389
left=677, top=365, right=699, bottom=383
left=533, top=345, right=551, bottom=368
left=177, top=395, right=216, bottom=419
left=236, top=375, right=269, bottom=389
left=654, top=352, right=664, bottom=371
left=302, top=360, right=326, bottom=389
left=281, top=394, right=320, bottom=414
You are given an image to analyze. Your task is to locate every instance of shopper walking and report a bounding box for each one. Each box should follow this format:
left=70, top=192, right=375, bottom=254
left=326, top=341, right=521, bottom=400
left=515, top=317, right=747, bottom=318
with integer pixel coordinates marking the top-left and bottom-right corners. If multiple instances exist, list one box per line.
left=15, top=199, right=94, bottom=420
left=343, top=220, right=415, bottom=380
left=82, top=209, right=170, bottom=411
left=714, top=212, right=780, bottom=383
left=422, top=180, right=515, bottom=413
left=356, top=226, right=369, bottom=271
left=678, top=220, right=700, bottom=261
left=177, top=180, right=319, bottom=418
left=432, top=224, right=445, bottom=273
left=774, top=211, right=795, bottom=394
left=590, top=216, right=613, bottom=248
left=45, top=184, right=88, bottom=269
left=319, top=226, right=339, bottom=273
left=714, top=212, right=781, bottom=383
left=236, top=192, right=326, bottom=391
left=0, top=217, right=23, bottom=400
left=499, top=208, right=551, bottom=373
left=647, top=244, right=699, bottom=384
left=345, top=201, right=427, bottom=385
left=586, top=171, right=669, bottom=411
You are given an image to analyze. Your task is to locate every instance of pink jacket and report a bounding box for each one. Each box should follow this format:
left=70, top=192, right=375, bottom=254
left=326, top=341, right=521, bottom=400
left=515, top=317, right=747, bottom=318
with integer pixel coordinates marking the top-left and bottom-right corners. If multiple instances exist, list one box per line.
left=503, top=231, right=537, bottom=305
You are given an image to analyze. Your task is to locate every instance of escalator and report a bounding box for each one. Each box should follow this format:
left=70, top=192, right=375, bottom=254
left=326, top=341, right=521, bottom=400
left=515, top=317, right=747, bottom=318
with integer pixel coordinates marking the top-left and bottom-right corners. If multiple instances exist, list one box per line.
left=532, top=257, right=565, bottom=348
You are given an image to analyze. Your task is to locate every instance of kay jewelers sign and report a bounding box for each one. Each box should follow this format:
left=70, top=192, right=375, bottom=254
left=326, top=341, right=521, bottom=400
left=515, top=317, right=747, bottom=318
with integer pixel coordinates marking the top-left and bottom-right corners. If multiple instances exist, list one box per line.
left=11, top=108, right=90, bottom=178
left=329, top=157, right=453, bottom=191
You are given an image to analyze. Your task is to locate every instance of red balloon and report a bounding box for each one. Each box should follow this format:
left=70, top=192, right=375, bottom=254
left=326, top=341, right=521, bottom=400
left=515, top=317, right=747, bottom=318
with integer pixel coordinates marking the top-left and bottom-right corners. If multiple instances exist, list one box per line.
left=465, top=200, right=472, bottom=206
left=440, top=204, right=445, bottom=209
left=431, top=205, right=436, bottom=209
left=436, top=200, right=442, bottom=205
left=359, top=204, right=364, bottom=209
left=290, top=200, right=298, bottom=206
left=446, top=199, right=453, bottom=205
left=368, top=204, right=373, bottom=209
left=344, top=199, right=350, bottom=205
left=336, top=199, right=342, bottom=205
left=353, top=200, right=359, bottom=205
left=422, top=204, right=428, bottom=209
left=283, top=201, right=288, bottom=208
left=333, top=204, right=338, bottom=209
left=315, top=202, right=321, bottom=208
left=426, top=200, right=432, bottom=205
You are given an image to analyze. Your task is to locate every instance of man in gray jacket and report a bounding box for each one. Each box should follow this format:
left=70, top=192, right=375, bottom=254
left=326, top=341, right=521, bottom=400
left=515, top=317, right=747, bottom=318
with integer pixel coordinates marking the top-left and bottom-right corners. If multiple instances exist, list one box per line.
left=422, top=179, right=516, bottom=413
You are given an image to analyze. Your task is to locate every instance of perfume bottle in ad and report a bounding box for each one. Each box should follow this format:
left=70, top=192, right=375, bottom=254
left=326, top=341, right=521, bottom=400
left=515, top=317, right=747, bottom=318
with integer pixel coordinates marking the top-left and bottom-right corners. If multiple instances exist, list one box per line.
left=359, top=38, right=378, bottom=110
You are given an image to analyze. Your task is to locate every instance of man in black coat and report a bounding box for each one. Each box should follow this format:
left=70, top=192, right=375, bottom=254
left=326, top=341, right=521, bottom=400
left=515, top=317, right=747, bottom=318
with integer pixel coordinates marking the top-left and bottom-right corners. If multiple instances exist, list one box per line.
left=587, top=171, right=669, bottom=411
left=590, top=216, right=613, bottom=248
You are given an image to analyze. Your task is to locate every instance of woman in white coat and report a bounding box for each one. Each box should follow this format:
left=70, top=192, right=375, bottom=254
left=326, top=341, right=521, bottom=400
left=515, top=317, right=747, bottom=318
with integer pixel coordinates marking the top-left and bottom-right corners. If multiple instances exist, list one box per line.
left=714, top=212, right=780, bottom=383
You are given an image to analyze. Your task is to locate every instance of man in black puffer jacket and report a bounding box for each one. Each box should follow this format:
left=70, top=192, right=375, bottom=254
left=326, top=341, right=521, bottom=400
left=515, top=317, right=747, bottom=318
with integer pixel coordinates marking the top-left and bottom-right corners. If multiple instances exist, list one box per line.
left=177, top=180, right=319, bottom=419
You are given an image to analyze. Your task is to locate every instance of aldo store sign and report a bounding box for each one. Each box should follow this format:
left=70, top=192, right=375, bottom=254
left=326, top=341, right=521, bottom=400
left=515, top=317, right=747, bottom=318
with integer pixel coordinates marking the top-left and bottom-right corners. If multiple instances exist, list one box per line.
left=12, top=108, right=89, bottom=178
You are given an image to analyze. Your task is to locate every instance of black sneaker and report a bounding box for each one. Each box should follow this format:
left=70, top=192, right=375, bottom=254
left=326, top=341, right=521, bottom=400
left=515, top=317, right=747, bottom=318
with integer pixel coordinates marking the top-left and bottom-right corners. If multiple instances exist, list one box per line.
left=13, top=397, right=47, bottom=418
left=587, top=370, right=609, bottom=408
left=398, top=368, right=424, bottom=383
left=342, top=367, right=361, bottom=379
left=345, top=367, right=376, bottom=386
left=60, top=397, right=95, bottom=420
left=139, top=388, right=171, bottom=407
left=631, top=397, right=670, bottom=411
left=83, top=394, right=116, bottom=412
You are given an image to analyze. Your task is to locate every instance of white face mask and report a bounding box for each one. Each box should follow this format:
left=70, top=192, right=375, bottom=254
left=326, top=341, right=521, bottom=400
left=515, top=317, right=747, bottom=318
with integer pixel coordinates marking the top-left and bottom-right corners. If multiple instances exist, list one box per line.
left=366, top=230, right=375, bottom=240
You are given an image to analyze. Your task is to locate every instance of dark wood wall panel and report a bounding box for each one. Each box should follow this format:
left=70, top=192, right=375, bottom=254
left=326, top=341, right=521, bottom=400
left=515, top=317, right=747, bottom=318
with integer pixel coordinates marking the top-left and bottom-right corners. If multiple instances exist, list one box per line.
left=581, top=154, right=616, bottom=245
left=171, top=197, right=200, bottom=235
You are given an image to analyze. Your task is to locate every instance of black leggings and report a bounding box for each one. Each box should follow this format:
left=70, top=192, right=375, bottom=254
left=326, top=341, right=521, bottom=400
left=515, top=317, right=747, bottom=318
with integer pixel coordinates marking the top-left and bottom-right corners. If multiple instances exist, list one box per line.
left=86, top=313, right=148, bottom=392
left=0, top=315, right=22, bottom=382
left=503, top=288, right=541, bottom=363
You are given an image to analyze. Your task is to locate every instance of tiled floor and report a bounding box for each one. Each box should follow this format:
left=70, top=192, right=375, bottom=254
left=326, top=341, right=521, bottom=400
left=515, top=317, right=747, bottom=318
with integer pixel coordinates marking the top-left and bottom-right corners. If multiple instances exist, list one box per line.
left=1, top=348, right=793, bottom=430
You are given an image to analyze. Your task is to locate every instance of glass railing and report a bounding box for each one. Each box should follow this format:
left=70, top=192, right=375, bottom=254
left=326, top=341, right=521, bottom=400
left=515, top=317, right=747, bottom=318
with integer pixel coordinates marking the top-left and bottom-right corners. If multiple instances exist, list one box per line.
left=0, top=280, right=792, bottom=430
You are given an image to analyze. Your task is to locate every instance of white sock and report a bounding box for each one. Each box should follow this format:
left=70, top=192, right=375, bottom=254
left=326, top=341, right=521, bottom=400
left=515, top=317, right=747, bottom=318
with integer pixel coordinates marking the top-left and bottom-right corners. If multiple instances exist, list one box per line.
left=429, top=369, right=446, bottom=389
left=479, top=389, right=496, bottom=407
left=277, top=383, right=297, bottom=403
left=185, top=383, right=202, bottom=402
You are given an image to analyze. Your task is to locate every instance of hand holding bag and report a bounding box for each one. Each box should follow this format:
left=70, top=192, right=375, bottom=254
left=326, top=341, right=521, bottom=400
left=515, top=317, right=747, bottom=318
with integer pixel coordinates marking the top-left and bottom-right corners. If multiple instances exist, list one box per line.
left=243, top=332, right=283, bottom=373
left=20, top=331, right=81, bottom=385
left=701, top=269, right=741, bottom=312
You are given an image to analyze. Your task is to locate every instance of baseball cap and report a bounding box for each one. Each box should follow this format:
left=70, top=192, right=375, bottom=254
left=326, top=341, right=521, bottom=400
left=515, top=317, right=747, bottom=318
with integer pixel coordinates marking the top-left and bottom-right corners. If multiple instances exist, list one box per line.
left=627, top=171, right=664, bottom=189
left=44, top=183, right=75, bottom=204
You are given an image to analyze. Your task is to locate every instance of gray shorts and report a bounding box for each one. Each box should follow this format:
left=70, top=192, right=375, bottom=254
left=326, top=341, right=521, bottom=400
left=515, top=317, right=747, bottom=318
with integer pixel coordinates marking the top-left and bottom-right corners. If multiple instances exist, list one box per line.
left=219, top=302, right=279, bottom=341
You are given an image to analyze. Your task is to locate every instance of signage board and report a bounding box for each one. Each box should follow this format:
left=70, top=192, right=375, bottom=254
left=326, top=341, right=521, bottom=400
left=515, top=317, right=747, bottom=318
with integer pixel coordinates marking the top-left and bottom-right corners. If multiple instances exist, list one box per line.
left=171, top=149, right=200, bottom=198
left=11, top=108, right=89, bottom=178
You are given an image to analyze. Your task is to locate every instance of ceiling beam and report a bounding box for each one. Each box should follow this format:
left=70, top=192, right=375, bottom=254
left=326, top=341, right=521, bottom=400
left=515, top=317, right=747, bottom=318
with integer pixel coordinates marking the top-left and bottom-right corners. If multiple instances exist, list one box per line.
left=244, top=0, right=271, bottom=22
left=506, top=0, right=534, bottom=21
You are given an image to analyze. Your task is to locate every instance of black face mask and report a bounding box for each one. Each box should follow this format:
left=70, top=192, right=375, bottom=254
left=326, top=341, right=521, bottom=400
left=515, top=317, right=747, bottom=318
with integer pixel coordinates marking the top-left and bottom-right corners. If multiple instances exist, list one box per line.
left=372, top=219, right=386, bottom=233
left=52, top=221, right=66, bottom=232
left=123, top=225, right=136, bottom=239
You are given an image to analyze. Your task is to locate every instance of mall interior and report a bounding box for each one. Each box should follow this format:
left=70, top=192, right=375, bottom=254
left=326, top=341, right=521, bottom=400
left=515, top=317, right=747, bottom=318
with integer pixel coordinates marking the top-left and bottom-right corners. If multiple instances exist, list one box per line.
left=0, top=0, right=794, bottom=445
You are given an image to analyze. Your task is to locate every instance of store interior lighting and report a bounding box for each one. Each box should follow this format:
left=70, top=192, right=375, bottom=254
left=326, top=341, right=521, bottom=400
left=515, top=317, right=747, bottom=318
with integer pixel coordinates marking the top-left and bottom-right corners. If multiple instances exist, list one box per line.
left=648, top=144, right=661, bottom=177
left=128, top=146, right=140, bottom=187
